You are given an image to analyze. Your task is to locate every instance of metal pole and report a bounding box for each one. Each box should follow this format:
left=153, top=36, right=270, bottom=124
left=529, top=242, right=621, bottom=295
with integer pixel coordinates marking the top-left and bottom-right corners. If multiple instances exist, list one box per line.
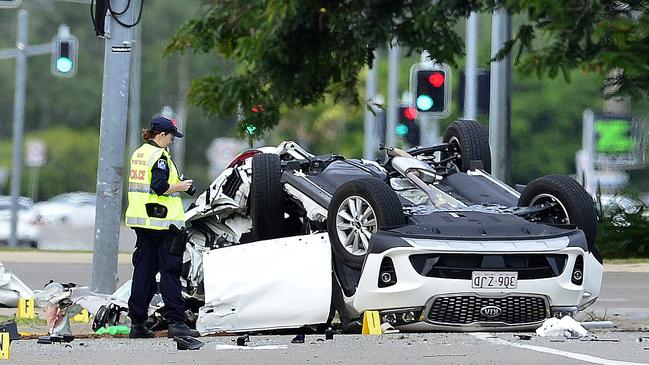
left=9, top=10, right=28, bottom=248
left=419, top=116, right=439, bottom=146
left=488, top=7, right=512, bottom=182
left=386, top=42, right=400, bottom=148
left=127, top=8, right=142, bottom=156
left=363, top=52, right=378, bottom=159
left=173, top=56, right=189, bottom=172
left=91, top=1, right=135, bottom=294
left=464, top=12, right=479, bottom=120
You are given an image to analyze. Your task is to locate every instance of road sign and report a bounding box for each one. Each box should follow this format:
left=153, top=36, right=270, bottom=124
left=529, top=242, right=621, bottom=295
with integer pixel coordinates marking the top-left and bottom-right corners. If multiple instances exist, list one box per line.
left=206, top=138, right=249, bottom=178
left=592, top=116, right=645, bottom=168
left=25, top=139, right=46, bottom=167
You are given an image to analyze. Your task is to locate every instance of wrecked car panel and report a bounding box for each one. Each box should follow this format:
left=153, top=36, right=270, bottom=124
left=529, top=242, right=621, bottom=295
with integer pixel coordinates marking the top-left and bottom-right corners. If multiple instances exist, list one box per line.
left=0, top=261, right=34, bottom=307
left=197, top=233, right=332, bottom=334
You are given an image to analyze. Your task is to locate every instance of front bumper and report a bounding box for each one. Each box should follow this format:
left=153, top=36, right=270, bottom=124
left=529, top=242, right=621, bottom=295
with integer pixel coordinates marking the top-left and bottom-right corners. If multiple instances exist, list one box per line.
left=350, top=237, right=604, bottom=331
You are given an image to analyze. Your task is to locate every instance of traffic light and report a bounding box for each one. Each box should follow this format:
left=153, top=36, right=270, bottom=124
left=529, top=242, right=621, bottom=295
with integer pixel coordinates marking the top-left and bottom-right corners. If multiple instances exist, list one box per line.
left=51, top=25, right=78, bottom=77
left=410, top=63, right=451, bottom=117
left=397, top=105, right=420, bottom=146
left=0, top=0, right=22, bottom=9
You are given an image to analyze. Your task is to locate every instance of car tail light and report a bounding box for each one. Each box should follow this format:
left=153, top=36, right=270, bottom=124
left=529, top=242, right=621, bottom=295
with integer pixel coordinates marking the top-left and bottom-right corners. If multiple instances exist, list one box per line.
left=571, top=255, right=583, bottom=285
left=378, top=257, right=397, bottom=288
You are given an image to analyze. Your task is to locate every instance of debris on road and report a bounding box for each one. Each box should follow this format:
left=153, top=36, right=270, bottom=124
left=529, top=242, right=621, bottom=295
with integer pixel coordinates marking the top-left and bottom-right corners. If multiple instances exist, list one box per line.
left=514, top=334, right=532, bottom=340
left=325, top=327, right=334, bottom=340
left=0, top=320, right=20, bottom=341
left=536, top=316, right=588, bottom=338
left=580, top=336, right=619, bottom=342
left=0, top=261, right=34, bottom=307
left=580, top=321, right=617, bottom=329
left=94, top=325, right=130, bottom=336
left=291, top=334, right=305, bottom=344
left=174, top=335, right=204, bottom=350
left=236, top=334, right=249, bottom=346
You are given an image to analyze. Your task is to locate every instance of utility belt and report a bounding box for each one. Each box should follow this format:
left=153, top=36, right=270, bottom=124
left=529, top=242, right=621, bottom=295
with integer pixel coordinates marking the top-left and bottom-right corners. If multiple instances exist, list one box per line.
left=166, top=224, right=188, bottom=256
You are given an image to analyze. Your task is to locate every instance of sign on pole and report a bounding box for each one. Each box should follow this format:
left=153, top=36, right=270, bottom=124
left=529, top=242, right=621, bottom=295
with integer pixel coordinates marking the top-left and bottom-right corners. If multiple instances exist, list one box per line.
left=25, top=139, right=46, bottom=168
left=592, top=116, right=645, bottom=168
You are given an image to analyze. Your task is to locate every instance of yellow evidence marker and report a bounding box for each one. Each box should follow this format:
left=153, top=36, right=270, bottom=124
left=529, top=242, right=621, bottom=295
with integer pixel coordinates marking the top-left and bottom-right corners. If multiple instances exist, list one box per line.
left=0, top=332, right=9, bottom=360
left=361, top=310, right=382, bottom=335
left=72, top=309, right=90, bottom=323
left=17, top=298, right=35, bottom=320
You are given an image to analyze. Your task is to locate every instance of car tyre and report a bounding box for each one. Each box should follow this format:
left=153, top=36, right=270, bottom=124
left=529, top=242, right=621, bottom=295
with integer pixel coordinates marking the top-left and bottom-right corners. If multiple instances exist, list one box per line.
left=250, top=153, right=285, bottom=241
left=442, top=119, right=491, bottom=173
left=518, top=175, right=597, bottom=248
left=327, top=178, right=405, bottom=270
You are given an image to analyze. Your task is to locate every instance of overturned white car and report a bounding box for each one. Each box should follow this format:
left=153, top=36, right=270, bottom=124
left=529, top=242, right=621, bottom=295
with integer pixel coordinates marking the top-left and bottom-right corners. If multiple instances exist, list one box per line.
left=182, top=120, right=603, bottom=334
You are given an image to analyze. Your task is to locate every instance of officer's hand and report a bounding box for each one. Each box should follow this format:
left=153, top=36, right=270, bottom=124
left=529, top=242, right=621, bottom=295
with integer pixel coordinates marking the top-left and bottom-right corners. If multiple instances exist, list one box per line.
left=179, top=179, right=193, bottom=192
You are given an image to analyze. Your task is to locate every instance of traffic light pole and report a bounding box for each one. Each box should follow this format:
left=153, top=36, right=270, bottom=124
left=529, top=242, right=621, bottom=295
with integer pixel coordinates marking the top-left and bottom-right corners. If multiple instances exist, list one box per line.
left=464, top=12, right=479, bottom=121
left=386, top=43, right=400, bottom=148
left=91, top=0, right=136, bottom=294
left=488, top=8, right=512, bottom=182
left=419, top=116, right=440, bottom=147
left=363, top=52, right=378, bottom=159
left=8, top=10, right=28, bottom=248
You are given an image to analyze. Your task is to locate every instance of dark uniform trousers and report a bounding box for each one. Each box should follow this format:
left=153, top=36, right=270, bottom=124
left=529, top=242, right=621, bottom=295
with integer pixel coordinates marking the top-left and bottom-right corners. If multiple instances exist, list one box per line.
left=128, top=228, right=185, bottom=323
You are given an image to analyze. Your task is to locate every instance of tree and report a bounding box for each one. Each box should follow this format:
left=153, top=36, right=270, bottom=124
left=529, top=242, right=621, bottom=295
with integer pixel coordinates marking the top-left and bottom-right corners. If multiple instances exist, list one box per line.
left=167, top=0, right=649, bottom=134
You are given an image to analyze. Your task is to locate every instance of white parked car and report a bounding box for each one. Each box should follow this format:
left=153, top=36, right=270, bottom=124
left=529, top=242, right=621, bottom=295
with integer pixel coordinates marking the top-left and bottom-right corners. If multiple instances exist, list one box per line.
left=34, top=192, right=96, bottom=226
left=0, top=196, right=40, bottom=248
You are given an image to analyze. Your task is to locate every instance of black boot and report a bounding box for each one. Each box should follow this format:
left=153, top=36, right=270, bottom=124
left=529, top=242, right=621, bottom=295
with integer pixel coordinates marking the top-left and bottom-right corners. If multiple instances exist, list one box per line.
left=168, top=322, right=200, bottom=338
left=129, top=322, right=155, bottom=339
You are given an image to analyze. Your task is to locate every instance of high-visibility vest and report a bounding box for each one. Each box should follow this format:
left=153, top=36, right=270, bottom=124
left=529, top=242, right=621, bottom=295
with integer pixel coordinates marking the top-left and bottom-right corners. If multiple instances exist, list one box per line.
left=125, top=143, right=185, bottom=230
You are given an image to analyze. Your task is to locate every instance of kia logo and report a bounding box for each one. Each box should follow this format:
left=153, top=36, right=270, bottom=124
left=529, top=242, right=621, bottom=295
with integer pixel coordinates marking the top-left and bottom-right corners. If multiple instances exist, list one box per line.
left=480, top=305, right=502, bottom=318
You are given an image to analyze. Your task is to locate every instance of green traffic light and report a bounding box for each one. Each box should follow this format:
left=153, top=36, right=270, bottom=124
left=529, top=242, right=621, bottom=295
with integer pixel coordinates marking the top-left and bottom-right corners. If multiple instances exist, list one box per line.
left=56, top=57, right=73, bottom=73
left=416, top=95, right=433, bottom=111
left=396, top=124, right=409, bottom=137
left=245, top=124, right=257, bottom=135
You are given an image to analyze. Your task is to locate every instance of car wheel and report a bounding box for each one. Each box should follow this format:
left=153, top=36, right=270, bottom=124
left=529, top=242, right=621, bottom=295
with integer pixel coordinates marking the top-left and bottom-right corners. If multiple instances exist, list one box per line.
left=442, top=119, right=491, bottom=173
left=327, top=178, right=405, bottom=270
left=250, top=153, right=285, bottom=241
left=518, top=175, right=597, bottom=248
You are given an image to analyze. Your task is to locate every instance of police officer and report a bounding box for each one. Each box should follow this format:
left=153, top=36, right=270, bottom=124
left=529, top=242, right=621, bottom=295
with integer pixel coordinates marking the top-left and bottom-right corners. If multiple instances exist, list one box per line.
left=125, top=116, right=199, bottom=338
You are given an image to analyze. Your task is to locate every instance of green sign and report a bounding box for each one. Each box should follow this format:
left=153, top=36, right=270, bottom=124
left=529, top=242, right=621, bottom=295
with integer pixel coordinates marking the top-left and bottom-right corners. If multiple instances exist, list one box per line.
left=595, top=119, right=635, bottom=154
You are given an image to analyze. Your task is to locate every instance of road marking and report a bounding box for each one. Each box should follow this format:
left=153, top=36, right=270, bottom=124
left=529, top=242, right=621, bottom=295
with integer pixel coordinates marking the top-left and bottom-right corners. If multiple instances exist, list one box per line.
left=597, top=297, right=629, bottom=302
left=471, top=333, right=648, bottom=365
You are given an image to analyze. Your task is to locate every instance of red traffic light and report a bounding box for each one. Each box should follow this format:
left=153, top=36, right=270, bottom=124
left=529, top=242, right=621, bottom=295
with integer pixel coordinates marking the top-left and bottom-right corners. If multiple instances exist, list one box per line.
left=251, top=104, right=265, bottom=113
left=428, top=72, right=445, bottom=88
left=403, top=107, right=417, bottom=121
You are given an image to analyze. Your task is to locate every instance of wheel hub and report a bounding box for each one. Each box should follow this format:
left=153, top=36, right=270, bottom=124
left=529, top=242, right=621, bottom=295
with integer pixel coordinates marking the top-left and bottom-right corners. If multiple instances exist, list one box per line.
left=335, top=196, right=378, bottom=256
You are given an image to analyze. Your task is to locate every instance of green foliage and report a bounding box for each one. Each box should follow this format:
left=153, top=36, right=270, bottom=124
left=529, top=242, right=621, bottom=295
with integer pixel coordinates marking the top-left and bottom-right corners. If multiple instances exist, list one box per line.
left=597, top=207, right=649, bottom=258
left=169, top=0, right=649, bottom=134
left=0, top=128, right=99, bottom=200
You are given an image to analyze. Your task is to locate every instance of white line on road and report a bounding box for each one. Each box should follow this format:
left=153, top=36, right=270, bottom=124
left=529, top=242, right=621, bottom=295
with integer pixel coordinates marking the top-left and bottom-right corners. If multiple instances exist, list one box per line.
left=471, top=333, right=649, bottom=365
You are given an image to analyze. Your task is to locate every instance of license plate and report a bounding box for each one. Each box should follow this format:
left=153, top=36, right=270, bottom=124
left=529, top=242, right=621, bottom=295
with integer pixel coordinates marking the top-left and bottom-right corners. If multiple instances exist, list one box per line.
left=471, top=271, right=518, bottom=289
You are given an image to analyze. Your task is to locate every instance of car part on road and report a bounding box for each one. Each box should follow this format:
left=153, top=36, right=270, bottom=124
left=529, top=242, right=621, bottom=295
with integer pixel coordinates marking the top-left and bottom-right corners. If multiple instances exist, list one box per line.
left=0, top=261, right=34, bottom=308
left=236, top=334, right=249, bottom=346
left=174, top=335, right=204, bottom=350
left=327, top=178, right=405, bottom=269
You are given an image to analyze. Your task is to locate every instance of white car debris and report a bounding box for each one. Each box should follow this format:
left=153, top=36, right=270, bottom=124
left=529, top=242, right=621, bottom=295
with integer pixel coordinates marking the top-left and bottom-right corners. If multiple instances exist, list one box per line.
left=0, top=261, right=34, bottom=307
